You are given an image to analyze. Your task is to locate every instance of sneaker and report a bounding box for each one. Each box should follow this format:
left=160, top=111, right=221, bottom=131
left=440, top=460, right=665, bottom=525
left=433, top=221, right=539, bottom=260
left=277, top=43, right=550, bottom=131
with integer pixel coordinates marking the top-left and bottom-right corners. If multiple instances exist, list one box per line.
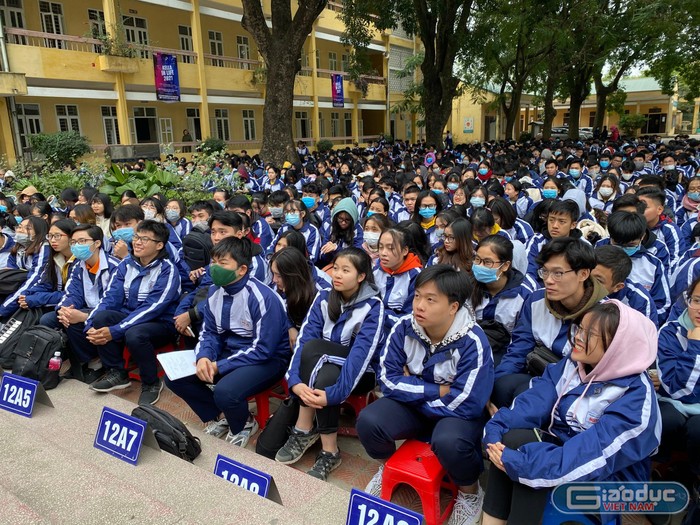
left=275, top=428, right=320, bottom=464
left=138, top=379, right=164, bottom=405
left=447, top=485, right=484, bottom=525
left=307, top=450, right=342, bottom=481
left=364, top=464, right=384, bottom=497
left=224, top=416, right=259, bottom=447
left=203, top=417, right=229, bottom=438
left=90, top=369, right=130, bottom=392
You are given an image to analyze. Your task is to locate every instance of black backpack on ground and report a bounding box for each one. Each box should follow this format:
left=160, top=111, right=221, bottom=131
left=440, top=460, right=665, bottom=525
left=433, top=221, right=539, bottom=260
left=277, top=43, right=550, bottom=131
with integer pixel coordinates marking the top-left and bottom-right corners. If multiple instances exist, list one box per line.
left=182, top=227, right=213, bottom=271
left=131, top=405, right=202, bottom=462
left=255, top=397, right=300, bottom=459
left=0, top=268, right=28, bottom=300
left=0, top=307, right=42, bottom=369
left=11, top=326, right=66, bottom=390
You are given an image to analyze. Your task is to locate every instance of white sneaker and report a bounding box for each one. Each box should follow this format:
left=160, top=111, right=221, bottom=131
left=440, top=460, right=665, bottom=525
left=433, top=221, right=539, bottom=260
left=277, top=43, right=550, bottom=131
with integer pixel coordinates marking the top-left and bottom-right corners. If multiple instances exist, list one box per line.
left=447, top=485, right=484, bottom=525
left=224, top=416, right=259, bottom=447
left=364, top=464, right=384, bottom=497
left=203, top=417, right=229, bottom=438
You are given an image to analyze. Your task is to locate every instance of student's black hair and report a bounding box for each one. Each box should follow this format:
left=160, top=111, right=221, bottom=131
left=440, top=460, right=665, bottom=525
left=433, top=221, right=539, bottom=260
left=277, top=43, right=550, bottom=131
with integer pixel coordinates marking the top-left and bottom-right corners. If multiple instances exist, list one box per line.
left=269, top=247, right=316, bottom=328
left=611, top=193, right=645, bottom=214
left=110, top=204, right=144, bottom=231
left=71, top=204, right=96, bottom=225
left=190, top=200, right=216, bottom=215
left=470, top=207, right=495, bottom=233
left=269, top=190, right=290, bottom=207
left=415, top=264, right=471, bottom=307
left=276, top=229, right=308, bottom=256
left=31, top=201, right=53, bottom=221
left=213, top=188, right=231, bottom=200
left=469, top=234, right=514, bottom=308
left=135, top=220, right=169, bottom=258
left=46, top=218, right=75, bottom=289
left=411, top=190, right=444, bottom=224
left=12, top=216, right=49, bottom=256
left=209, top=210, right=245, bottom=231
left=283, top=199, right=310, bottom=224
left=301, top=182, right=322, bottom=196
left=80, top=187, right=98, bottom=203
left=594, top=245, right=632, bottom=285
left=436, top=217, right=473, bottom=273
left=91, top=193, right=114, bottom=219
left=636, top=175, right=665, bottom=190
left=327, top=247, right=375, bottom=322
left=120, top=189, right=138, bottom=201
left=166, top=199, right=186, bottom=220
left=226, top=194, right=253, bottom=212
left=535, top=237, right=596, bottom=271
left=635, top=186, right=666, bottom=207
left=211, top=236, right=253, bottom=268
left=607, top=211, right=647, bottom=245
left=548, top=199, right=579, bottom=222
left=402, top=184, right=421, bottom=196
left=368, top=196, right=390, bottom=215
left=71, top=223, right=104, bottom=244
left=686, top=274, right=700, bottom=303
left=487, top=197, right=517, bottom=230
left=396, top=221, right=431, bottom=264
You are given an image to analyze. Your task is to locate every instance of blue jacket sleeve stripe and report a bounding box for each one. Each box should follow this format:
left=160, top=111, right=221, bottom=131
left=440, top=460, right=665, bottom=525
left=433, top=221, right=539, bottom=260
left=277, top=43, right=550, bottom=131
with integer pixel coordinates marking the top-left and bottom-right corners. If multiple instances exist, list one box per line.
left=286, top=291, right=324, bottom=387
left=225, top=284, right=267, bottom=362
left=379, top=315, right=433, bottom=396
left=446, top=331, right=486, bottom=411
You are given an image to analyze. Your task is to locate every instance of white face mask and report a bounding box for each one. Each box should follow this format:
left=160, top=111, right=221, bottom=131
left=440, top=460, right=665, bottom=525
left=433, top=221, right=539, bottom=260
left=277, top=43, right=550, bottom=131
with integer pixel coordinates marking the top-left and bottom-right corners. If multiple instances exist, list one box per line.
left=364, top=231, right=380, bottom=247
left=143, top=209, right=156, bottom=220
left=599, top=187, right=614, bottom=198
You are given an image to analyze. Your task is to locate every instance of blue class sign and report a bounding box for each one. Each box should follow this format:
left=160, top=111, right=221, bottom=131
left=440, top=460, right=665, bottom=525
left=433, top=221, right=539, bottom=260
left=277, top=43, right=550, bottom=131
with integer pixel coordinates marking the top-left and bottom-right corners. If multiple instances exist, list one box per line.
left=0, top=373, right=38, bottom=417
left=214, top=454, right=271, bottom=497
left=94, top=407, right=148, bottom=466
left=346, top=488, right=423, bottom=525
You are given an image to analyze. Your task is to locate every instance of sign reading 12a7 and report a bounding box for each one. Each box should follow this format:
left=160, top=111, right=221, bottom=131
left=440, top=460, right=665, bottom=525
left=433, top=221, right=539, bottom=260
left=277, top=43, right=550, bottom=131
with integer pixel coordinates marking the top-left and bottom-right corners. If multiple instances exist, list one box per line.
left=93, top=407, right=148, bottom=465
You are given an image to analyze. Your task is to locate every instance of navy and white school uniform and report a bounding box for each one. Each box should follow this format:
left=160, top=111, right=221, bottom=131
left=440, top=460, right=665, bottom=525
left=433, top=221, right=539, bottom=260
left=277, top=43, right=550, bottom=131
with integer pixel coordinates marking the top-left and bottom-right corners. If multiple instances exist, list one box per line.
left=625, top=247, right=671, bottom=322
left=608, top=280, right=659, bottom=327
left=504, top=219, right=534, bottom=246
left=595, top=233, right=671, bottom=274
left=651, top=218, right=685, bottom=271
left=475, top=270, right=534, bottom=333
left=669, top=255, right=700, bottom=304
left=392, top=206, right=411, bottom=223
left=167, top=218, right=192, bottom=250
left=286, top=285, right=384, bottom=406
left=23, top=254, right=75, bottom=309
left=510, top=193, right=534, bottom=219
left=253, top=217, right=274, bottom=253
left=0, top=243, right=51, bottom=318
left=373, top=259, right=422, bottom=329
left=270, top=222, right=322, bottom=263
left=524, top=232, right=549, bottom=281
left=0, top=231, right=15, bottom=268
left=57, top=249, right=120, bottom=311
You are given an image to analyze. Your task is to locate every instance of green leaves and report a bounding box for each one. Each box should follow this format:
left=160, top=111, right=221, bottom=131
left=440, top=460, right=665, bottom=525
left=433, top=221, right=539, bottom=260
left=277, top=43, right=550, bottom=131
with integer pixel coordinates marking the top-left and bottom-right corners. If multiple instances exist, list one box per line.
left=28, top=131, right=91, bottom=170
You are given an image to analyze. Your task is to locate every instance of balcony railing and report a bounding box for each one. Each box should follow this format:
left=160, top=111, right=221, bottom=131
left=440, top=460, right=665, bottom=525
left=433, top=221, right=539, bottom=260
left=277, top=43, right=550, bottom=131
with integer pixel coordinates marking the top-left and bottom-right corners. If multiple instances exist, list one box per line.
left=300, top=67, right=386, bottom=85
left=203, top=53, right=260, bottom=69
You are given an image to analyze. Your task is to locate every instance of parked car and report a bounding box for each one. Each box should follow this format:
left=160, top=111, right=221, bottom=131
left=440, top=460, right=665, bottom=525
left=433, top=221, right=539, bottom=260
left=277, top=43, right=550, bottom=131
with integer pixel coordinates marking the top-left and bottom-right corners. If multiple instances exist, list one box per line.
left=536, top=126, right=593, bottom=140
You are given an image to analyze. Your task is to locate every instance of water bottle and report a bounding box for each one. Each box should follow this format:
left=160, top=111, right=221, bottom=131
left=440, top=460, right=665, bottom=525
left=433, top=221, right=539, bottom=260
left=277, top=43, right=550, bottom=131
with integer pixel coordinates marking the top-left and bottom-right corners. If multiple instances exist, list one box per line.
left=48, top=352, right=62, bottom=371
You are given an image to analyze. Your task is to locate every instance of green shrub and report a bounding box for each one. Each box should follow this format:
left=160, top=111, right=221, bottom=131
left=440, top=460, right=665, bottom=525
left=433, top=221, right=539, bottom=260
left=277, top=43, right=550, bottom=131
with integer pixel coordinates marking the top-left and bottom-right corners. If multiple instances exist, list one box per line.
left=519, top=132, right=533, bottom=142
left=200, top=137, right=227, bottom=155
left=316, top=139, right=334, bottom=153
left=618, top=114, right=648, bottom=137
left=29, top=131, right=91, bottom=170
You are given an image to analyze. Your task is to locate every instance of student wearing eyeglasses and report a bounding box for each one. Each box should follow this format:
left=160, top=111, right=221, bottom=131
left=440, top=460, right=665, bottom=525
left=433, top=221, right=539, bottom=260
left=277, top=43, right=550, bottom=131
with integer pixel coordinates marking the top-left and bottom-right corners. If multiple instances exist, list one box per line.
left=490, top=238, right=608, bottom=410
left=70, top=220, right=181, bottom=406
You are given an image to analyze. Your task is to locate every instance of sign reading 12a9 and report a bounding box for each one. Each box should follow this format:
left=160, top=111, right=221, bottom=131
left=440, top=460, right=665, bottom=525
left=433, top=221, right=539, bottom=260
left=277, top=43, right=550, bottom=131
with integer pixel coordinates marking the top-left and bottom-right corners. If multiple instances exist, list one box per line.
left=346, top=489, right=423, bottom=525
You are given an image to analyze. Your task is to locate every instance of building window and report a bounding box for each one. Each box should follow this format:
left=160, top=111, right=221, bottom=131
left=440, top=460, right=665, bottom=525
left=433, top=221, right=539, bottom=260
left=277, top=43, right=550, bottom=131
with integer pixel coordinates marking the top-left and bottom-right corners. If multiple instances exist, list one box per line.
left=562, top=112, right=570, bottom=126
left=87, top=9, right=105, bottom=52
left=101, top=106, right=120, bottom=145
left=186, top=107, right=201, bottom=140
left=132, top=107, right=157, bottom=144
left=0, top=0, right=24, bottom=31
left=344, top=112, right=352, bottom=137
left=123, top=15, right=149, bottom=58
left=328, top=52, right=338, bottom=71
left=331, top=112, right=339, bottom=137
left=295, top=111, right=310, bottom=139
left=209, top=31, right=224, bottom=67
left=56, top=104, right=80, bottom=133
left=341, top=54, right=349, bottom=72
left=236, top=35, right=250, bottom=70
left=39, top=1, right=64, bottom=49
left=588, top=112, right=596, bottom=127
left=178, top=25, right=193, bottom=64
left=214, top=109, right=230, bottom=141
left=159, top=117, right=173, bottom=144
left=242, top=109, right=256, bottom=141
left=16, top=103, right=41, bottom=150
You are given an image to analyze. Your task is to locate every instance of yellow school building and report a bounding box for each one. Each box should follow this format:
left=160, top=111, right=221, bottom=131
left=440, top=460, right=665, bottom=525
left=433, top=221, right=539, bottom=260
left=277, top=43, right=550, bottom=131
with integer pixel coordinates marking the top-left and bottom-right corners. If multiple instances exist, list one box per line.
left=0, top=0, right=421, bottom=164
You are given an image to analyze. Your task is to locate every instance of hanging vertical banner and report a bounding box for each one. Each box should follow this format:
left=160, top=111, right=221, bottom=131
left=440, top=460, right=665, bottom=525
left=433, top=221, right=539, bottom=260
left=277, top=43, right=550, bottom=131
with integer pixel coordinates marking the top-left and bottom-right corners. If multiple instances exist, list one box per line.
left=332, top=74, right=344, bottom=108
left=153, top=52, right=181, bottom=102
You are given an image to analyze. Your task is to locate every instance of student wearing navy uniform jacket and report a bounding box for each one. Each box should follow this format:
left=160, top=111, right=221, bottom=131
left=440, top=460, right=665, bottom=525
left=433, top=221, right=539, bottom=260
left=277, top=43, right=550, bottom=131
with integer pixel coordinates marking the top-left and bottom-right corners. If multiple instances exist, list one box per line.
left=80, top=220, right=181, bottom=406
left=592, top=245, right=658, bottom=326
left=374, top=227, right=423, bottom=330
left=164, top=198, right=191, bottom=247
left=276, top=248, right=384, bottom=481
left=166, top=237, right=289, bottom=448
left=45, top=225, right=120, bottom=383
left=358, top=265, right=493, bottom=525
left=226, top=195, right=274, bottom=254
left=317, top=197, right=364, bottom=268
left=482, top=301, right=661, bottom=525
left=656, top=276, right=700, bottom=498
left=270, top=199, right=322, bottom=263
left=492, top=238, right=608, bottom=408
left=637, top=187, right=685, bottom=270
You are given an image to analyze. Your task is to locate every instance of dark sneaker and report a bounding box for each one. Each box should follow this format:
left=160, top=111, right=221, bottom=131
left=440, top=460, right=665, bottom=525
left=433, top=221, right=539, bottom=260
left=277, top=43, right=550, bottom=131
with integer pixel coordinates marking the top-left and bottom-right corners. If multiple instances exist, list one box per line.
left=62, top=363, right=105, bottom=384
left=90, top=369, right=130, bottom=392
left=138, top=379, right=164, bottom=405
left=274, top=428, right=320, bottom=464
left=307, top=450, right=342, bottom=481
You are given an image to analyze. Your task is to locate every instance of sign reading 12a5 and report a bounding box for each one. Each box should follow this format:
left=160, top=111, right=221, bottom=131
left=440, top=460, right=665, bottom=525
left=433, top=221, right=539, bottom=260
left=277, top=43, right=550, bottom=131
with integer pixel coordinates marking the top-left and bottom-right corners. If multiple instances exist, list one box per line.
left=346, top=489, right=423, bottom=525
left=0, top=373, right=43, bottom=417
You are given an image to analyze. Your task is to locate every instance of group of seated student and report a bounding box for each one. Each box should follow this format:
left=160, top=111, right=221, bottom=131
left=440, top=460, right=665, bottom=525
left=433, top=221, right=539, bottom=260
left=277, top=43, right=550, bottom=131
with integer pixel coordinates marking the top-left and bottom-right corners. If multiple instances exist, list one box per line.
left=1, top=133, right=699, bottom=524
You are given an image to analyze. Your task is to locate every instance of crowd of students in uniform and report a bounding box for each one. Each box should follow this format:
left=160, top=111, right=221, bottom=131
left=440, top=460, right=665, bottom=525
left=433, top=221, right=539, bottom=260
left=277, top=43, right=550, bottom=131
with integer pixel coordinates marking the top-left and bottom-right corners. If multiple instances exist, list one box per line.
left=0, top=134, right=699, bottom=525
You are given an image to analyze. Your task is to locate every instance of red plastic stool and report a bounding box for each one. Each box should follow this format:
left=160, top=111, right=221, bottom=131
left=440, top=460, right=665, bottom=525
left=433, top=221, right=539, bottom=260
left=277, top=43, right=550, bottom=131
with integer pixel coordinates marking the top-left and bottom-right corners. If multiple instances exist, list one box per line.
left=338, top=391, right=376, bottom=437
left=250, top=379, right=289, bottom=430
left=123, top=338, right=184, bottom=381
left=381, top=440, right=458, bottom=525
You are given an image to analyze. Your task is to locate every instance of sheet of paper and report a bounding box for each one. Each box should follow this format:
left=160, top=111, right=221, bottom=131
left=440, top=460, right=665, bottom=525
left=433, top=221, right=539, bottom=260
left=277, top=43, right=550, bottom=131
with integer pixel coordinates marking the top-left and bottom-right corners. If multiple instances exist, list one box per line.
left=157, top=350, right=197, bottom=381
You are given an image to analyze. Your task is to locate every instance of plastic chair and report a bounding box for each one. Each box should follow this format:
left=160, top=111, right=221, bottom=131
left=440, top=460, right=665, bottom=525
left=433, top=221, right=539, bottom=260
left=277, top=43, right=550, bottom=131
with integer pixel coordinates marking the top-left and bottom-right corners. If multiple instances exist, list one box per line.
left=250, top=379, right=289, bottom=430
left=123, top=337, right=184, bottom=381
left=338, top=391, right=376, bottom=437
left=381, top=440, right=458, bottom=525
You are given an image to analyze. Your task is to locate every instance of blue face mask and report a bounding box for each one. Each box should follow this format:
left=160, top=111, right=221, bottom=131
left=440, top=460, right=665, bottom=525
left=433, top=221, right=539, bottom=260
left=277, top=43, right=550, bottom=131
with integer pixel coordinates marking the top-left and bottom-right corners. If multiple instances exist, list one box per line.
left=14, top=216, right=22, bottom=225
left=301, top=196, right=316, bottom=209
left=435, top=228, right=445, bottom=239
left=285, top=213, right=301, bottom=226
left=505, top=176, right=513, bottom=183
left=112, top=227, right=134, bottom=243
left=569, top=169, right=581, bottom=178
left=432, top=189, right=443, bottom=195
left=419, top=207, right=436, bottom=219
left=542, top=189, right=558, bottom=199
left=688, top=192, right=700, bottom=202
left=218, top=201, right=225, bottom=209
left=470, top=197, right=485, bottom=208
left=600, top=160, right=611, bottom=169
left=472, top=263, right=500, bottom=284
left=478, top=168, right=489, bottom=176
left=447, top=183, right=459, bottom=191
left=621, top=243, right=640, bottom=257
left=384, top=190, right=393, bottom=199
left=0, top=205, right=6, bottom=213
left=366, top=211, right=376, bottom=217
left=70, top=243, right=94, bottom=261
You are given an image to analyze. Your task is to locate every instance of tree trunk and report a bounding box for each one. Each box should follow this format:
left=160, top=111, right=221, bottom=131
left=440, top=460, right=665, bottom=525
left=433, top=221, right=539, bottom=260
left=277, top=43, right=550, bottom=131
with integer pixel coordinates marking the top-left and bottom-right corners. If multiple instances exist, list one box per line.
left=568, top=93, right=584, bottom=140
left=259, top=46, right=299, bottom=167
left=422, top=84, right=455, bottom=148
left=593, top=91, right=607, bottom=130
left=542, top=73, right=557, bottom=139
left=504, top=89, right=522, bottom=140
